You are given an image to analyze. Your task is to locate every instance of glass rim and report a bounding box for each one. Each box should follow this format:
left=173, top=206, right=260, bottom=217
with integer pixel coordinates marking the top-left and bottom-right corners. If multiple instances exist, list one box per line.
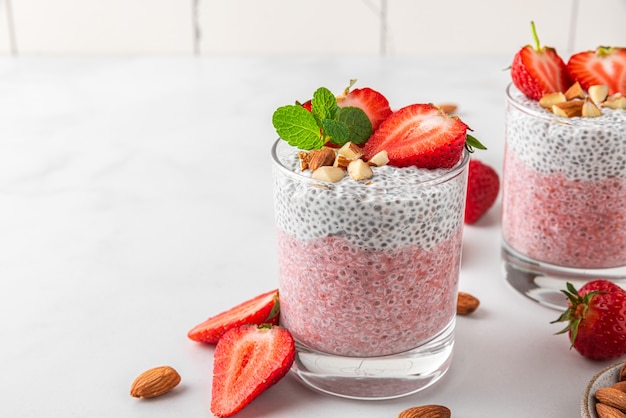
left=271, top=138, right=470, bottom=190
left=506, top=82, right=575, bottom=126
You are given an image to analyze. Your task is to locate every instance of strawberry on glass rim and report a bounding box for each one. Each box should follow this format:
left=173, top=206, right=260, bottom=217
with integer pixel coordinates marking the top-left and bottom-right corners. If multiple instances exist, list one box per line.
left=363, top=103, right=484, bottom=169
left=567, top=46, right=626, bottom=96
left=336, top=80, right=392, bottom=131
left=511, top=21, right=571, bottom=100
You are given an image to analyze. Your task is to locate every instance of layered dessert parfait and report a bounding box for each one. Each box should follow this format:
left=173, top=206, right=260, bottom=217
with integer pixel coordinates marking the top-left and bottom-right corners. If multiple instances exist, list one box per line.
left=503, top=85, right=626, bottom=269
left=503, top=22, right=626, bottom=294
left=271, top=82, right=482, bottom=397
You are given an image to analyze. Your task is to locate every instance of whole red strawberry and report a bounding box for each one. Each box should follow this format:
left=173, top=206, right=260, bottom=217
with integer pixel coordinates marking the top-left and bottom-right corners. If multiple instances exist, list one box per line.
left=211, top=324, right=295, bottom=417
left=567, top=46, right=626, bottom=96
left=464, top=159, right=499, bottom=224
left=511, top=21, right=571, bottom=100
left=187, top=289, right=279, bottom=344
left=553, top=280, right=626, bottom=360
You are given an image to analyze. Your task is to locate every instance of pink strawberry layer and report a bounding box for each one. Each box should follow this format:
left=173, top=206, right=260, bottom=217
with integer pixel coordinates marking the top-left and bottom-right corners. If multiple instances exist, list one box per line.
left=502, top=149, right=626, bottom=269
left=277, top=228, right=462, bottom=358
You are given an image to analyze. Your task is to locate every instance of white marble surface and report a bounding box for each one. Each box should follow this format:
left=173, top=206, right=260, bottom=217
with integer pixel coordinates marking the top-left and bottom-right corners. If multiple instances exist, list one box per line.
left=0, top=55, right=618, bottom=417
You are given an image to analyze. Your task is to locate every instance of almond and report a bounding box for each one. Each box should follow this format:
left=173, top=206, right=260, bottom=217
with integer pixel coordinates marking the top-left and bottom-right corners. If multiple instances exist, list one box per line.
left=437, top=103, right=457, bottom=114
left=347, top=159, right=374, bottom=181
left=552, top=100, right=583, bottom=118
left=539, top=92, right=566, bottom=109
left=596, top=387, right=626, bottom=412
left=368, top=150, right=389, bottom=167
left=333, top=154, right=351, bottom=170
left=308, top=148, right=337, bottom=171
left=397, top=405, right=451, bottom=418
left=457, top=292, right=480, bottom=315
left=620, top=362, right=626, bottom=381
left=588, top=84, right=609, bottom=104
left=596, top=403, right=626, bottom=418
left=311, top=166, right=345, bottom=183
left=298, top=151, right=311, bottom=171
left=582, top=97, right=602, bottom=118
left=565, top=81, right=585, bottom=100
left=612, top=381, right=626, bottom=393
left=130, top=365, right=181, bottom=398
left=338, top=142, right=364, bottom=160
left=603, top=94, right=626, bottom=110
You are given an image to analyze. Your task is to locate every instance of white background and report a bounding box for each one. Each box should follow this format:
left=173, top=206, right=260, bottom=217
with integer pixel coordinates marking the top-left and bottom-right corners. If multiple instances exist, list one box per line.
left=0, top=0, right=624, bottom=56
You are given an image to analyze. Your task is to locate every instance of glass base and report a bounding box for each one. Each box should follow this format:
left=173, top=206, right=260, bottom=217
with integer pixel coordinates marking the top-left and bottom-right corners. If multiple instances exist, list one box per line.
left=289, top=320, right=454, bottom=400
left=503, top=242, right=626, bottom=310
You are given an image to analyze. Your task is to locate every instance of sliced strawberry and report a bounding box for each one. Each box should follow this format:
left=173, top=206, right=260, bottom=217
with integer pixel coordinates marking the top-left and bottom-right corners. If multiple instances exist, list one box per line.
left=363, top=103, right=468, bottom=169
left=464, top=159, right=500, bottom=224
left=567, top=46, right=626, bottom=96
left=511, top=22, right=571, bottom=100
left=301, top=99, right=312, bottom=112
left=210, top=324, right=295, bottom=417
left=187, top=289, right=279, bottom=344
left=337, top=87, right=392, bottom=131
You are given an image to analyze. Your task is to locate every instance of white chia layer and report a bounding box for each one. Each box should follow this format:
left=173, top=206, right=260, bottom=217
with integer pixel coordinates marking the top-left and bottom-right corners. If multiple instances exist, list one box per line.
left=272, top=144, right=468, bottom=252
left=506, top=85, right=626, bottom=181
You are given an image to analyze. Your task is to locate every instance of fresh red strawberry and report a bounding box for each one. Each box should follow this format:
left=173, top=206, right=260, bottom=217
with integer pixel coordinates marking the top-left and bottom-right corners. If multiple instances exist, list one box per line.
left=187, top=289, right=279, bottom=344
left=337, top=87, right=392, bottom=131
left=210, top=324, right=295, bottom=417
left=464, top=159, right=500, bottom=224
left=553, top=280, right=626, bottom=360
left=511, top=22, right=571, bottom=100
left=362, top=103, right=469, bottom=169
left=567, top=46, right=626, bottom=96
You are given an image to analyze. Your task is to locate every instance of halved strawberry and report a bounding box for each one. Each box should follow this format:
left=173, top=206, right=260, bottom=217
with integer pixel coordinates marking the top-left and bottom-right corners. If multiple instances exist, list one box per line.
left=210, top=324, right=295, bottom=417
left=337, top=87, right=392, bottom=131
left=187, top=289, right=279, bottom=344
left=363, top=103, right=469, bottom=169
left=567, top=46, right=626, bottom=96
left=511, top=22, right=571, bottom=100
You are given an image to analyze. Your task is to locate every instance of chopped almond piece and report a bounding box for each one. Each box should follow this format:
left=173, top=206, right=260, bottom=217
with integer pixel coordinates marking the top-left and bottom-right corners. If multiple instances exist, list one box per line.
left=564, top=82, right=585, bottom=100
left=333, top=154, right=351, bottom=170
left=539, top=92, right=567, bottom=109
left=582, top=97, right=602, bottom=117
left=297, top=151, right=311, bottom=171
left=603, top=94, right=626, bottom=110
left=337, top=142, right=363, bottom=160
left=437, top=103, right=458, bottom=114
left=588, top=84, right=609, bottom=105
left=308, top=148, right=336, bottom=171
left=552, top=100, right=583, bottom=118
left=347, top=159, right=374, bottom=181
left=311, top=166, right=345, bottom=183
left=368, top=150, right=389, bottom=167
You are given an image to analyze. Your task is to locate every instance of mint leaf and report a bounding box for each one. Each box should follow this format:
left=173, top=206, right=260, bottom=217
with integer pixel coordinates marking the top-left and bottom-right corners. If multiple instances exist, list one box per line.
left=321, top=119, right=349, bottom=145
left=335, top=107, right=372, bottom=145
left=311, top=87, right=339, bottom=122
left=272, top=105, right=324, bottom=150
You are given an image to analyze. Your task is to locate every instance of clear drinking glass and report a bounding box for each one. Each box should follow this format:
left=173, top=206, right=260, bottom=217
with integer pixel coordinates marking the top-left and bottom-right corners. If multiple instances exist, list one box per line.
left=271, top=139, right=469, bottom=399
left=502, top=83, right=626, bottom=310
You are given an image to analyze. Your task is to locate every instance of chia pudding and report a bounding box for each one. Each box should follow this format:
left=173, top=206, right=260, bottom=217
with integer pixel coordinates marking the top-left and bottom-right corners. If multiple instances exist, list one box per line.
left=502, top=84, right=626, bottom=269
left=272, top=139, right=468, bottom=357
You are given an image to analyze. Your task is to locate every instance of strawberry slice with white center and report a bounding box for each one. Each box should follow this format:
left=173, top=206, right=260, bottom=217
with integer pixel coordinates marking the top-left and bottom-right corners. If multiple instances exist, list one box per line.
left=567, top=46, right=626, bottom=96
left=510, top=21, right=571, bottom=100
left=210, top=324, right=296, bottom=417
left=187, top=289, right=279, bottom=344
left=337, top=87, right=392, bottom=131
left=363, top=103, right=469, bottom=169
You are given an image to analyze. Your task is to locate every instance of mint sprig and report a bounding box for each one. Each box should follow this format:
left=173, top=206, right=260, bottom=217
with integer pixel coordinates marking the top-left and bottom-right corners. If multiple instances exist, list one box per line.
left=272, top=86, right=372, bottom=150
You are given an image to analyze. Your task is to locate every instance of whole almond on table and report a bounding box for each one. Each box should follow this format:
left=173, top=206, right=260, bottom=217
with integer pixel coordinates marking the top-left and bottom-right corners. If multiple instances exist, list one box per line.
left=397, top=404, right=451, bottom=418
left=456, top=291, right=480, bottom=315
left=620, top=362, right=626, bottom=381
left=130, top=365, right=181, bottom=398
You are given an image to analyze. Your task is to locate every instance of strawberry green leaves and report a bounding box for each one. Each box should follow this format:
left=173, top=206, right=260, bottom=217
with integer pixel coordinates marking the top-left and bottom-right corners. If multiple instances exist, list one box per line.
left=272, top=87, right=372, bottom=150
